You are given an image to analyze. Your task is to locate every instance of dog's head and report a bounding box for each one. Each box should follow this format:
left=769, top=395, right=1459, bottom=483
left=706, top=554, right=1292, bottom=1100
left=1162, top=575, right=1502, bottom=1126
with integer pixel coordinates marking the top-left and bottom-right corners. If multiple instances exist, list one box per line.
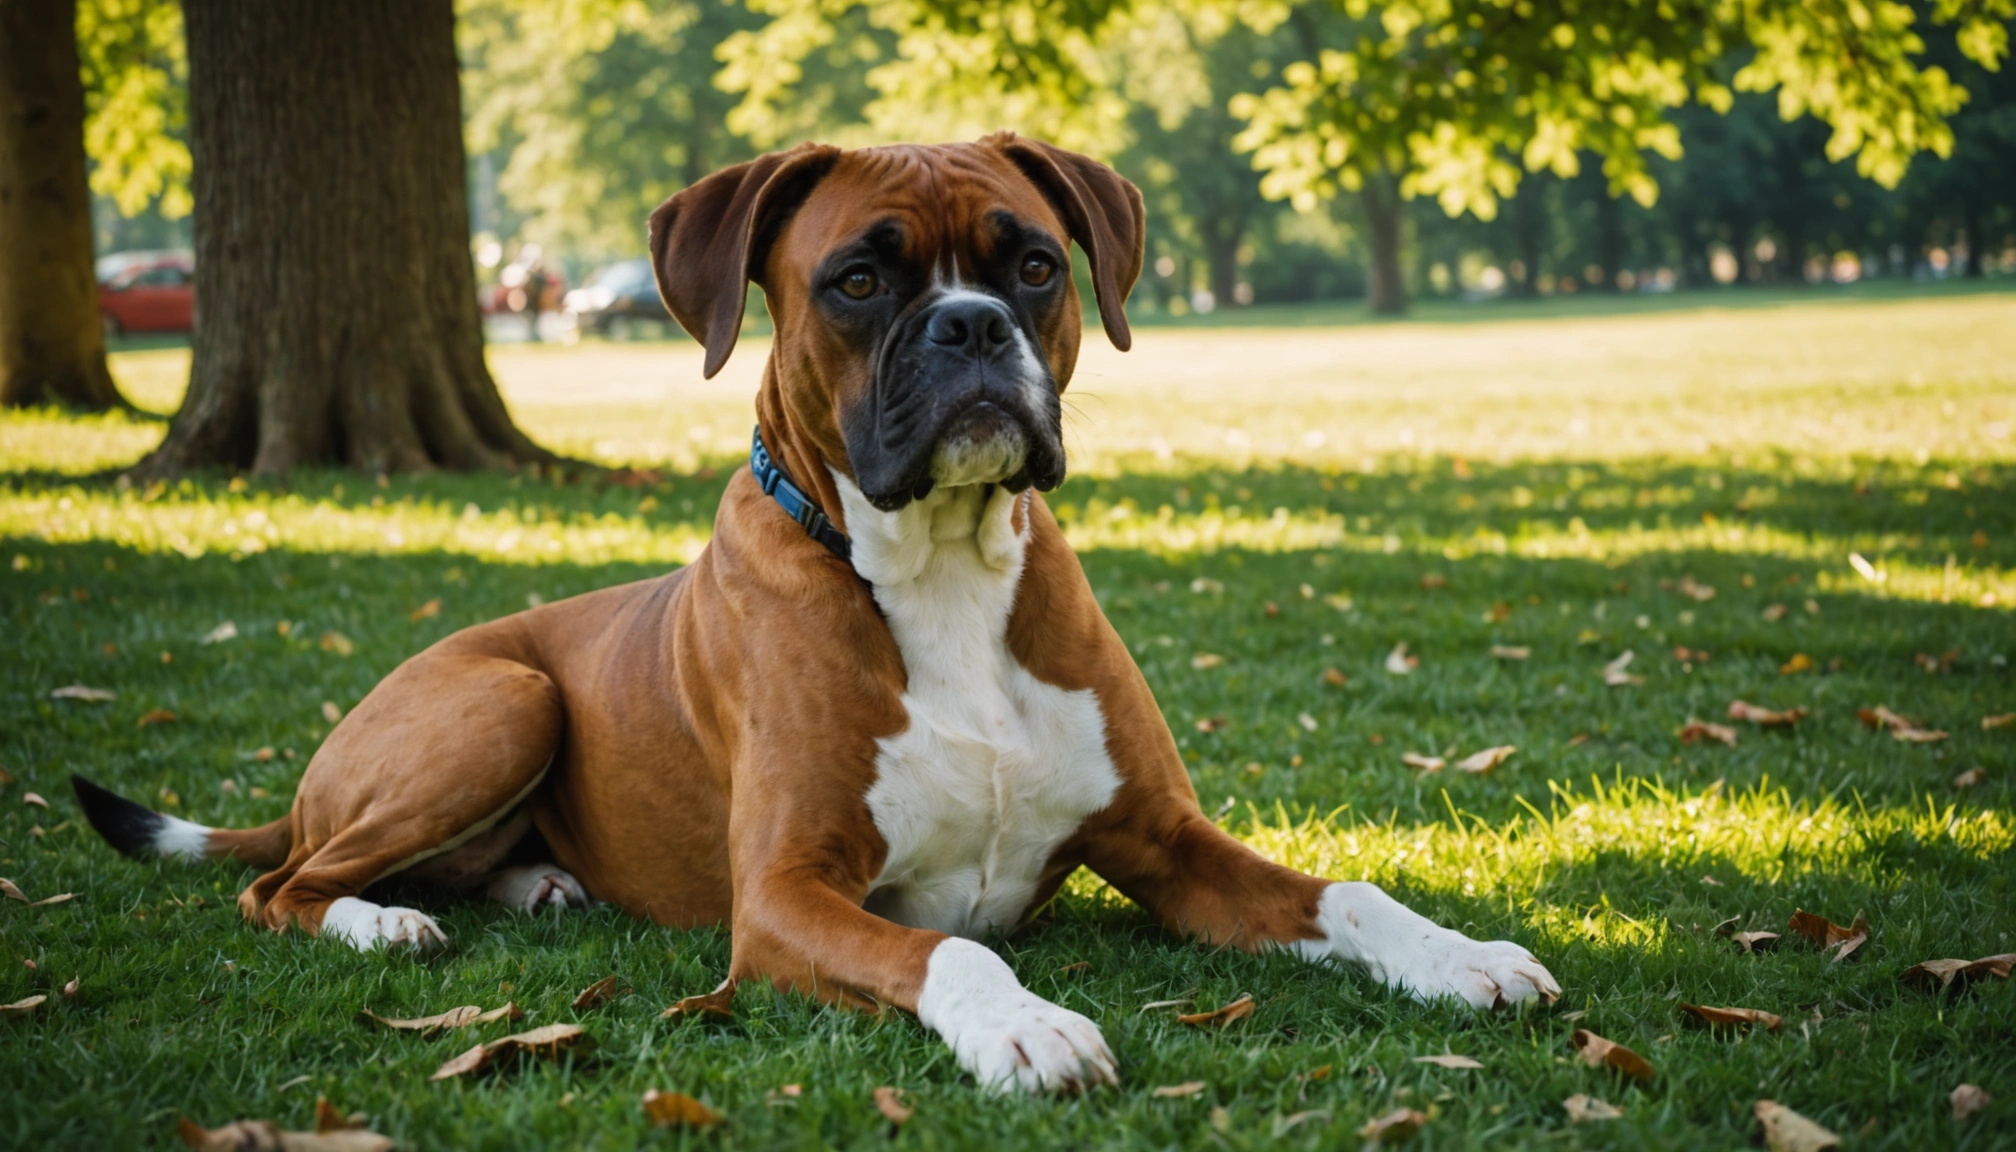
left=647, top=135, right=1143, bottom=511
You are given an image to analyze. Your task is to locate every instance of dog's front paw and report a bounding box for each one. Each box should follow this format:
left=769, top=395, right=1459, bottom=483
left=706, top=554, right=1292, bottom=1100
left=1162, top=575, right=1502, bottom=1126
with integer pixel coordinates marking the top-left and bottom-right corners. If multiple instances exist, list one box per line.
left=485, top=864, right=589, bottom=912
left=320, top=897, right=448, bottom=952
left=916, top=938, right=1118, bottom=1093
left=1387, top=933, right=1559, bottom=1009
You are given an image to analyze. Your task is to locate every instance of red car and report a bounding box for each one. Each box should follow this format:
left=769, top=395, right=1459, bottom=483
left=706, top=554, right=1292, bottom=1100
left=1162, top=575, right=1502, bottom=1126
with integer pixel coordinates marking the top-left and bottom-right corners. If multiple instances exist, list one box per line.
left=97, top=250, right=195, bottom=337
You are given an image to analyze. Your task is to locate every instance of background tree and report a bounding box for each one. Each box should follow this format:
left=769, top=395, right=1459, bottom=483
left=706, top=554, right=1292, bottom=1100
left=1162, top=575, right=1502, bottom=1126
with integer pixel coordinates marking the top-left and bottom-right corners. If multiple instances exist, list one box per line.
left=137, top=0, right=556, bottom=477
left=0, top=0, right=122, bottom=410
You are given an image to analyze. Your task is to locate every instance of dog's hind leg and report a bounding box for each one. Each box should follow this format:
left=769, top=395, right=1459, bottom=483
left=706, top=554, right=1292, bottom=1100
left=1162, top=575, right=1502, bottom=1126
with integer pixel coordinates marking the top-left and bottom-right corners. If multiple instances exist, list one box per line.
left=243, top=652, right=566, bottom=952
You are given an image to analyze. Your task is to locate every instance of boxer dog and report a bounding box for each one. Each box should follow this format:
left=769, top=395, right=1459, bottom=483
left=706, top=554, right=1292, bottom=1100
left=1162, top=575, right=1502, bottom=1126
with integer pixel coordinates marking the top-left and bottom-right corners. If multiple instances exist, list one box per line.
left=74, top=134, right=1558, bottom=1092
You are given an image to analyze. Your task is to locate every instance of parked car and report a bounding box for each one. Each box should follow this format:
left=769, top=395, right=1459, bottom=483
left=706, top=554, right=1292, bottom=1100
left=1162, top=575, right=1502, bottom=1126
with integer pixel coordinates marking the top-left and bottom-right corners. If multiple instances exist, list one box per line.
left=97, top=250, right=194, bottom=337
left=564, top=258, right=670, bottom=339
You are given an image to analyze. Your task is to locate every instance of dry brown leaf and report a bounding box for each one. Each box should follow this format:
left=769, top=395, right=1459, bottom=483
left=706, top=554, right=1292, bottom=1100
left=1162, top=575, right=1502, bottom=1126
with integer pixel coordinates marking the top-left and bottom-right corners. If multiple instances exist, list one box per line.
left=51, top=685, right=115, bottom=702
left=1953, top=767, right=1986, bottom=789
left=1400, top=752, right=1445, bottom=772
left=873, top=1086, right=913, bottom=1124
left=475, top=1003, right=522, bottom=1025
left=62, top=977, right=78, bottom=999
left=1732, top=931, right=1781, bottom=953
left=408, top=599, right=442, bottom=623
left=1601, top=651, right=1644, bottom=687
left=1677, top=576, right=1716, bottom=602
left=319, top=632, right=355, bottom=656
left=1712, top=916, right=1741, bottom=936
left=1754, top=1100, right=1839, bottom=1152
left=641, top=1089, right=722, bottom=1128
left=1779, top=652, right=1814, bottom=675
left=1680, top=720, right=1739, bottom=747
left=1728, top=700, right=1808, bottom=727
left=360, top=1005, right=482, bottom=1034
left=1357, top=1107, right=1427, bottom=1144
left=321, top=701, right=343, bottom=724
left=1194, top=716, right=1229, bottom=733
left=0, top=878, right=24, bottom=903
left=1900, top=953, right=2015, bottom=992
left=428, top=1022, right=588, bottom=1081
left=1139, top=997, right=1192, bottom=1012
left=1761, top=603, right=1789, bottom=622
left=137, top=709, right=178, bottom=727
left=0, top=767, right=15, bottom=789
left=1178, top=993, right=1255, bottom=1026
left=1411, top=1054, right=1484, bottom=1069
left=1678, top=1003, right=1783, bottom=1031
left=312, top=1097, right=358, bottom=1134
left=1981, top=713, right=2014, bottom=730
left=571, top=976, right=621, bottom=1010
left=1190, top=653, right=1224, bottom=670
left=29, top=892, right=73, bottom=907
left=1892, top=725, right=1948, bottom=744
left=663, top=982, right=734, bottom=1020
left=1563, top=1094, right=1624, bottom=1122
left=176, top=1117, right=392, bottom=1152
left=1950, top=1083, right=1992, bottom=1121
left=1489, top=645, right=1530, bottom=661
left=22, top=791, right=49, bottom=809
left=1788, top=909, right=1869, bottom=961
left=1322, top=666, right=1348, bottom=687
left=1384, top=643, right=1418, bottom=675
left=1419, top=573, right=1448, bottom=590
left=2, top=994, right=47, bottom=1015
left=1054, top=961, right=1091, bottom=977
left=1151, top=1081, right=1207, bottom=1098
left=1453, top=746, right=1516, bottom=774
left=1571, top=1029, right=1655, bottom=1082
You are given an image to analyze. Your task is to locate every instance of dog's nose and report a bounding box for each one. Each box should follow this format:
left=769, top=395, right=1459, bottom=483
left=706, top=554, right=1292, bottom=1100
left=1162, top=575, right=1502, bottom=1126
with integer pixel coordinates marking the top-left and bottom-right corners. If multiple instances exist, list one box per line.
left=925, top=297, right=1014, bottom=356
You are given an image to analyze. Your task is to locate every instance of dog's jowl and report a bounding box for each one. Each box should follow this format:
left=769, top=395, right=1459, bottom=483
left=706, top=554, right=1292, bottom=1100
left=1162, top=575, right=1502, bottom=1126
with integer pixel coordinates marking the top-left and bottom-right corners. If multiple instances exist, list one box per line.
left=74, top=134, right=1559, bottom=1093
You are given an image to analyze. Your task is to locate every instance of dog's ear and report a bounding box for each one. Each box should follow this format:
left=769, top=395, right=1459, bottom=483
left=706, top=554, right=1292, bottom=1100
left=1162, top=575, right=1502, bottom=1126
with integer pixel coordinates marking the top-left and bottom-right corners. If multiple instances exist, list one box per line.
left=648, top=143, right=842, bottom=379
left=993, top=135, right=1146, bottom=352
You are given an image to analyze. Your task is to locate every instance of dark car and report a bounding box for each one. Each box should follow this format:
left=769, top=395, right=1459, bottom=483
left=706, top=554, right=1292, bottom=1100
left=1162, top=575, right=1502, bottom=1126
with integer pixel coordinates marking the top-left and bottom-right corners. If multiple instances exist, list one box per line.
left=565, top=258, right=670, bottom=339
left=97, top=250, right=195, bottom=337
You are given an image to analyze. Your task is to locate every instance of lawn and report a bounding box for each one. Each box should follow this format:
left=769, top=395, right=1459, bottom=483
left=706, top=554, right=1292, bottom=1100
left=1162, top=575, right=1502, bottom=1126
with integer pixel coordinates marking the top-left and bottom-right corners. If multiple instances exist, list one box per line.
left=2, top=288, right=2013, bottom=1150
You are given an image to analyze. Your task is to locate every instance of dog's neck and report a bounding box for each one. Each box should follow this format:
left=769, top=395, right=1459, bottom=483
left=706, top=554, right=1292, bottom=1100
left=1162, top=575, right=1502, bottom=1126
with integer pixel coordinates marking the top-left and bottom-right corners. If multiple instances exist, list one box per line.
left=831, top=475, right=1027, bottom=587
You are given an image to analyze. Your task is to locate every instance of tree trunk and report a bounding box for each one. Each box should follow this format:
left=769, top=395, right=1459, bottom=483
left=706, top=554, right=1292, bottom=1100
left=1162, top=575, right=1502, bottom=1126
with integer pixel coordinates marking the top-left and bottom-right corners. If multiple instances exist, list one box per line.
left=137, top=0, right=555, bottom=478
left=1362, top=174, right=1405, bottom=316
left=0, top=0, right=124, bottom=410
left=1202, top=217, right=1244, bottom=310
left=1961, top=198, right=1985, bottom=279
left=1511, top=174, right=1546, bottom=297
left=1594, top=190, right=1623, bottom=292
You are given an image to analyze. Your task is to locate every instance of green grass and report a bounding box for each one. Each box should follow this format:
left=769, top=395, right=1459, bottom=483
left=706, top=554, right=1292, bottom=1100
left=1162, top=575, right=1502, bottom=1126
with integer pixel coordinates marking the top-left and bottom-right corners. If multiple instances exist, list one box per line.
left=3, top=288, right=2014, bottom=1149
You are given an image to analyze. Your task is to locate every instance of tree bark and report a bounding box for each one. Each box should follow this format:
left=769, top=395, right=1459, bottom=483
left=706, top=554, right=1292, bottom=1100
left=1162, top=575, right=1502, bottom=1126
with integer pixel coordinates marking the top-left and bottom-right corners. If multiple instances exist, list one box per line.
left=1510, top=174, right=1546, bottom=297
left=1594, top=190, right=1623, bottom=292
left=1961, top=197, right=1985, bottom=278
left=1362, top=173, right=1406, bottom=316
left=0, top=0, right=124, bottom=410
left=1202, top=215, right=1245, bottom=309
left=137, top=0, right=555, bottom=477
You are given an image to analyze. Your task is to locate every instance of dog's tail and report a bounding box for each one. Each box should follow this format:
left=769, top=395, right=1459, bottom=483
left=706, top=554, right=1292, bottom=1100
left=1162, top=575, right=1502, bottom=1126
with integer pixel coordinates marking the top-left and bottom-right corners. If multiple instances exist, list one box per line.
left=71, top=775, right=293, bottom=868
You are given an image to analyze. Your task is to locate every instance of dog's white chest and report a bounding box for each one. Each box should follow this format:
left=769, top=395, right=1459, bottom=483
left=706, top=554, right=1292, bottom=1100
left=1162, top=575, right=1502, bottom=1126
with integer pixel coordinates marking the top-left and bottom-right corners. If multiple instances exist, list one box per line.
left=834, top=478, right=1120, bottom=939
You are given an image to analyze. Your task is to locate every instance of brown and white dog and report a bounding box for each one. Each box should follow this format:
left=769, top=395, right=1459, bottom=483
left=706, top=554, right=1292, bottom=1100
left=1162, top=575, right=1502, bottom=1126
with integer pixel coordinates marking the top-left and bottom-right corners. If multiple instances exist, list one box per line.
left=75, top=135, right=1558, bottom=1092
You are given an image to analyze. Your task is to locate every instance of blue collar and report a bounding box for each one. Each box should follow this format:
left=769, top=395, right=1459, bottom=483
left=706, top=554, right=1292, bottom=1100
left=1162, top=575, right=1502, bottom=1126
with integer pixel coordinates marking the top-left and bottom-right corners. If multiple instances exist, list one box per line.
left=750, top=425, right=851, bottom=563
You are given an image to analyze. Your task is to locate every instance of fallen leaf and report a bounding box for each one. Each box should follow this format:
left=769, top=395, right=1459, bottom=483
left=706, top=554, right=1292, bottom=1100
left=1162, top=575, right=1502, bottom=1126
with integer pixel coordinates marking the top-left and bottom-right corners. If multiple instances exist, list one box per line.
left=1, top=995, right=47, bottom=1015
left=1419, top=573, right=1448, bottom=590
left=29, top=892, right=73, bottom=907
left=1754, top=1099, right=1839, bottom=1152
left=1563, top=1094, right=1624, bottom=1122
left=1411, top=1054, right=1483, bottom=1069
left=1678, top=1003, right=1783, bottom=1031
left=1189, top=577, right=1223, bottom=594
left=1985, top=713, right=2015, bottom=731
left=1601, top=651, right=1644, bottom=687
left=1322, top=666, right=1348, bottom=687
left=1053, top=961, right=1092, bottom=977
left=474, top=1003, right=522, bottom=1024
left=313, top=1097, right=359, bottom=1134
left=1953, top=767, right=1986, bottom=789
left=1263, top=601, right=1279, bottom=617
left=1139, top=998, right=1193, bottom=1012
left=1673, top=645, right=1712, bottom=663
left=137, top=709, right=178, bottom=727
left=1194, top=716, right=1229, bottom=733
left=429, top=1022, right=589, bottom=1081
left=1152, top=1081, right=1207, bottom=1098
left=641, top=1089, right=722, bottom=1129
left=1787, top=909, right=1869, bottom=962
left=176, top=1117, right=392, bottom=1152
left=1489, top=645, right=1530, bottom=661
left=200, top=621, right=238, bottom=645
left=62, top=977, right=78, bottom=999
left=1893, top=726, right=1948, bottom=744
left=318, top=632, right=355, bottom=657
left=320, top=701, right=343, bottom=724
left=1951, top=1084, right=1992, bottom=1122
left=1680, top=719, right=1738, bottom=747
left=1761, top=604, right=1789, bottom=622
left=873, top=1086, right=912, bottom=1124
left=1190, top=652, right=1224, bottom=670
left=1571, top=1029, right=1655, bottom=1082
left=361, top=1005, right=483, bottom=1034
left=1857, top=705, right=1946, bottom=743
left=1357, top=1107, right=1427, bottom=1144
left=1178, top=993, right=1255, bottom=1026
left=1677, top=576, right=1716, bottom=602
left=776, top=1084, right=802, bottom=1098
left=1297, top=712, right=1318, bottom=732
left=1400, top=752, right=1445, bottom=772
left=1728, top=700, right=1807, bottom=727
left=1778, top=652, right=1814, bottom=675
left=572, top=976, right=621, bottom=1010
left=22, top=792, right=48, bottom=809
left=1899, top=953, right=2015, bottom=992
left=408, top=599, right=442, bottom=623
left=51, top=685, right=115, bottom=702
left=1453, top=746, right=1516, bottom=774
left=1384, top=643, right=1418, bottom=675
left=0, top=878, right=23, bottom=903
left=1732, top=931, right=1781, bottom=953
left=663, top=980, right=734, bottom=1020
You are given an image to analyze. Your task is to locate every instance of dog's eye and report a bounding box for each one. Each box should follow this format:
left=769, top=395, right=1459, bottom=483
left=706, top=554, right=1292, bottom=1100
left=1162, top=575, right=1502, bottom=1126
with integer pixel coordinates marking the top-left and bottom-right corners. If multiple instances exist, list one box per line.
left=1020, top=255, right=1055, bottom=287
left=837, top=267, right=878, bottom=300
